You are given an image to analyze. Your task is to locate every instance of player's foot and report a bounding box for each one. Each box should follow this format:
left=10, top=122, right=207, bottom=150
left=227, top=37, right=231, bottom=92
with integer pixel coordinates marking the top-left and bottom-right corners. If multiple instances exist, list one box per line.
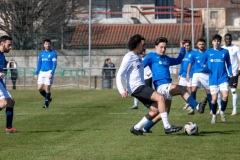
left=211, top=117, right=216, bottom=124
left=231, top=111, right=238, bottom=116
left=143, top=106, right=149, bottom=110
left=220, top=112, right=227, bottom=122
left=142, top=128, right=153, bottom=133
left=210, top=110, right=212, bottom=115
left=216, top=109, right=220, bottom=115
left=42, top=104, right=48, bottom=109
left=49, top=98, right=52, bottom=104
left=130, top=127, right=143, bottom=135
left=187, top=109, right=195, bottom=115
left=130, top=105, right=138, bottom=110
left=164, top=125, right=182, bottom=134
left=197, top=97, right=208, bottom=114
left=183, top=104, right=190, bottom=110
left=5, top=128, right=17, bottom=133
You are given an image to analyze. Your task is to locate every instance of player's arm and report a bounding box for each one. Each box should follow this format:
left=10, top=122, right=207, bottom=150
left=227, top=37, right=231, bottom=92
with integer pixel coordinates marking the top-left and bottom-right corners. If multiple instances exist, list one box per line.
left=143, top=53, right=152, bottom=68
left=236, top=47, right=240, bottom=76
left=50, top=52, right=57, bottom=78
left=116, top=55, right=131, bottom=98
left=226, top=51, right=233, bottom=77
left=169, top=46, right=186, bottom=66
left=34, top=53, right=42, bottom=80
left=178, top=61, right=183, bottom=80
left=186, top=63, right=192, bottom=82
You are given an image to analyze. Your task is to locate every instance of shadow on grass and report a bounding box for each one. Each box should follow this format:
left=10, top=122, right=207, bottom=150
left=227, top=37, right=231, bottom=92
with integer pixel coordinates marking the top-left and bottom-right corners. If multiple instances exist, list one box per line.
left=26, top=129, right=85, bottom=133
left=52, top=105, right=112, bottom=109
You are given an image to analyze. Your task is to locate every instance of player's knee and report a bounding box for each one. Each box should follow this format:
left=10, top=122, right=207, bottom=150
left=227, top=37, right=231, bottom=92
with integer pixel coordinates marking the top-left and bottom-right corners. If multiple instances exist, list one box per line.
left=0, top=99, right=8, bottom=108
left=231, top=88, right=237, bottom=94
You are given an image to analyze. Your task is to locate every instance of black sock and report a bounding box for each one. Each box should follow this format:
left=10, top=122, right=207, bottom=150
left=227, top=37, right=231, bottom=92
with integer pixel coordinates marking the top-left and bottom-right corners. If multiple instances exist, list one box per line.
left=40, top=90, right=46, bottom=98
left=6, top=107, right=13, bottom=128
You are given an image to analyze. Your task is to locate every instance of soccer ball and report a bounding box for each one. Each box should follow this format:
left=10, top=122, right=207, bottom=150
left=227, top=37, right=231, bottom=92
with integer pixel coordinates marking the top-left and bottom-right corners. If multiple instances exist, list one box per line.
left=184, top=122, right=198, bottom=135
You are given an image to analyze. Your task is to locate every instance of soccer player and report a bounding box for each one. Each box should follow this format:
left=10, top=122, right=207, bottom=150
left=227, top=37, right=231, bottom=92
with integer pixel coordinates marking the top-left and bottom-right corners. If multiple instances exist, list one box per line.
left=34, top=39, right=57, bottom=108
left=186, top=38, right=212, bottom=115
left=178, top=39, right=194, bottom=110
left=221, top=33, right=240, bottom=116
left=130, top=49, right=152, bottom=110
left=0, top=35, right=17, bottom=133
left=116, top=34, right=182, bottom=135
left=142, top=37, right=207, bottom=133
left=201, top=34, right=233, bottom=124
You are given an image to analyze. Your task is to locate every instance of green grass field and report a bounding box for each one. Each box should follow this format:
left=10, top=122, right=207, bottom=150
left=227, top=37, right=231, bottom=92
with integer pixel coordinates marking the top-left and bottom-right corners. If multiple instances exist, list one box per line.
left=0, top=89, right=240, bottom=160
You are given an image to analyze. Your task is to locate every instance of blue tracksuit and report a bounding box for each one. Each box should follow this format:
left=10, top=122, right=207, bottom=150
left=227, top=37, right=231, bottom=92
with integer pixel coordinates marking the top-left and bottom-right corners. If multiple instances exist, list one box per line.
left=143, top=47, right=186, bottom=89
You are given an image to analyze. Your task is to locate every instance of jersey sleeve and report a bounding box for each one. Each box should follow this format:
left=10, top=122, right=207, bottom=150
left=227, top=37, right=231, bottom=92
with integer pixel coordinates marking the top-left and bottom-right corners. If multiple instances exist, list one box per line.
left=200, top=50, right=208, bottom=68
left=169, top=47, right=186, bottom=66
left=116, top=54, right=131, bottom=94
left=143, top=53, right=152, bottom=68
left=225, top=51, right=233, bottom=76
left=50, top=51, right=57, bottom=75
left=178, top=61, right=183, bottom=76
left=35, top=52, right=42, bottom=75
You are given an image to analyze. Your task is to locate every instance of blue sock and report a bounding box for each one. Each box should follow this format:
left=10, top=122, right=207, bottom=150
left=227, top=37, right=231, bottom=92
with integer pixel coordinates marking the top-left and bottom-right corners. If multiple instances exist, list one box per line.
left=45, top=93, right=50, bottom=105
left=207, top=93, right=212, bottom=110
left=6, top=107, right=13, bottom=128
left=211, top=103, right=217, bottom=114
left=143, top=121, right=156, bottom=131
left=221, top=100, right=228, bottom=112
left=40, top=90, right=46, bottom=98
left=186, top=96, right=198, bottom=109
left=190, top=92, right=196, bottom=100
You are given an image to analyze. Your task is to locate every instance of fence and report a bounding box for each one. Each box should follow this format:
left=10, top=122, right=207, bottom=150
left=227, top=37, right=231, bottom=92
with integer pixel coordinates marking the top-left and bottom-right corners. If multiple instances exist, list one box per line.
left=4, top=66, right=180, bottom=90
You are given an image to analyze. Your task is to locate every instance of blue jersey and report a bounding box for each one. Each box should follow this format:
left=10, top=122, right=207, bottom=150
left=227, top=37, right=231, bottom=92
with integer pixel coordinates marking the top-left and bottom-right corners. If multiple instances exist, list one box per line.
left=144, top=47, right=186, bottom=89
left=0, top=52, right=6, bottom=86
left=190, top=50, right=209, bottom=73
left=201, top=48, right=232, bottom=85
left=35, top=49, right=57, bottom=75
left=178, top=50, right=194, bottom=78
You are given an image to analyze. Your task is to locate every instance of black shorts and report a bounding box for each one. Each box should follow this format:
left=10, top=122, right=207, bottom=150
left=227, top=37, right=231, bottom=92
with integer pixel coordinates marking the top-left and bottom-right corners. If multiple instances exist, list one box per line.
left=145, top=77, right=152, bottom=88
left=229, top=76, right=238, bottom=88
left=131, top=85, right=155, bottom=108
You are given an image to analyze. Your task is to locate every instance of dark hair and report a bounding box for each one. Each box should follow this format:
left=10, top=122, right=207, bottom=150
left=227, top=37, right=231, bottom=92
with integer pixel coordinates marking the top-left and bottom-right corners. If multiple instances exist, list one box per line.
left=224, top=33, right=232, bottom=38
left=184, top=39, right=191, bottom=45
left=197, top=38, right=205, bottom=43
left=0, top=35, right=12, bottom=43
left=43, top=39, right=51, bottom=43
left=128, top=34, right=145, bottom=50
left=212, top=34, right=222, bottom=41
left=155, top=37, right=168, bottom=45
left=142, top=48, right=146, bottom=53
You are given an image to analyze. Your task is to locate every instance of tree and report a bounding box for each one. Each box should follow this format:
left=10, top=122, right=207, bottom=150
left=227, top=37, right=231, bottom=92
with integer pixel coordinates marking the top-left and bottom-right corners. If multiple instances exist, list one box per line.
left=0, top=0, right=91, bottom=49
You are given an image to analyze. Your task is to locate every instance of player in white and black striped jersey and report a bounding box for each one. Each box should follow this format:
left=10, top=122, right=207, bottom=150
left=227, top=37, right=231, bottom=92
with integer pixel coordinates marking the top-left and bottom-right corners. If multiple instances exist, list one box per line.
left=116, top=34, right=182, bottom=135
left=221, top=33, right=240, bottom=116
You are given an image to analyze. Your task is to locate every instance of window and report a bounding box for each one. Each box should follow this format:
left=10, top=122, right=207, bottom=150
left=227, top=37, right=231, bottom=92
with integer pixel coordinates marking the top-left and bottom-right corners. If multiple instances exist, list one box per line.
left=155, top=0, right=174, bottom=19
left=228, top=31, right=240, bottom=40
left=210, top=11, right=218, bottom=19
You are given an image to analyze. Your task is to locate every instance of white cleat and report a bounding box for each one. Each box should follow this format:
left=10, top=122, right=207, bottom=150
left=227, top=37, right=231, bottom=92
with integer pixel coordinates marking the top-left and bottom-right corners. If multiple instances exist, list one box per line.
left=220, top=112, right=227, bottom=122
left=211, top=116, right=216, bottom=124
left=231, top=111, right=238, bottom=116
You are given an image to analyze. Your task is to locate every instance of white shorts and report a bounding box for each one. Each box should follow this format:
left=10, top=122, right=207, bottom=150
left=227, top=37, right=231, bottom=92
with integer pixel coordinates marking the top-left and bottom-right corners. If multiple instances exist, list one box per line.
left=157, top=83, right=172, bottom=100
left=192, top=73, right=209, bottom=89
left=179, top=77, right=192, bottom=87
left=0, top=81, right=11, bottom=100
left=210, top=82, right=229, bottom=94
left=37, top=70, right=54, bottom=85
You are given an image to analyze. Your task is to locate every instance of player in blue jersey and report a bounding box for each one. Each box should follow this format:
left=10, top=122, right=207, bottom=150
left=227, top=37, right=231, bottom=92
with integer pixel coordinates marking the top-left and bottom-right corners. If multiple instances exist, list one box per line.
left=141, top=37, right=207, bottom=133
left=0, top=35, right=17, bottom=133
left=178, top=39, right=194, bottom=110
left=34, top=39, right=57, bottom=108
left=201, top=34, right=233, bottom=124
left=186, top=38, right=211, bottom=115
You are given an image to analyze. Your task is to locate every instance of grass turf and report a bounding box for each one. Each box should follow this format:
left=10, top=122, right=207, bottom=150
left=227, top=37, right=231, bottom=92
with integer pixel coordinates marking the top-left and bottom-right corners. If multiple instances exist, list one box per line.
left=0, top=89, right=240, bottom=160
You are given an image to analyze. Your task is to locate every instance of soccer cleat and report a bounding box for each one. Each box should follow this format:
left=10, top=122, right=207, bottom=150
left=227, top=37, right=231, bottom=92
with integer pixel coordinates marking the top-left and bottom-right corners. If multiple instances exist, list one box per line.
left=164, top=125, right=182, bottom=134
left=210, top=110, right=212, bottom=115
left=42, top=104, right=48, bottom=109
left=211, top=117, right=216, bottom=124
left=5, top=128, right=17, bottom=133
left=183, top=104, right=190, bottom=110
left=220, top=112, right=227, bottom=122
left=187, top=109, right=195, bottom=115
left=130, top=127, right=143, bottom=135
left=130, top=105, right=138, bottom=110
left=197, top=97, right=208, bottom=114
left=143, top=106, right=149, bottom=110
left=231, top=111, right=238, bottom=116
left=49, top=98, right=52, bottom=104
left=142, top=128, right=153, bottom=133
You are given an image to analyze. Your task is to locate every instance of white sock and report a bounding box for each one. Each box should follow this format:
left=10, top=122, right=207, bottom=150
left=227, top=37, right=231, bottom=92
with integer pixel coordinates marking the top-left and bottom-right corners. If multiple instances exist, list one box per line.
left=220, top=111, right=224, bottom=115
left=196, top=104, right=199, bottom=110
left=231, top=89, right=238, bottom=112
left=160, top=112, right=171, bottom=129
left=134, top=98, right=139, bottom=106
left=134, top=116, right=149, bottom=130
left=212, top=114, right=216, bottom=118
left=217, top=93, right=222, bottom=110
